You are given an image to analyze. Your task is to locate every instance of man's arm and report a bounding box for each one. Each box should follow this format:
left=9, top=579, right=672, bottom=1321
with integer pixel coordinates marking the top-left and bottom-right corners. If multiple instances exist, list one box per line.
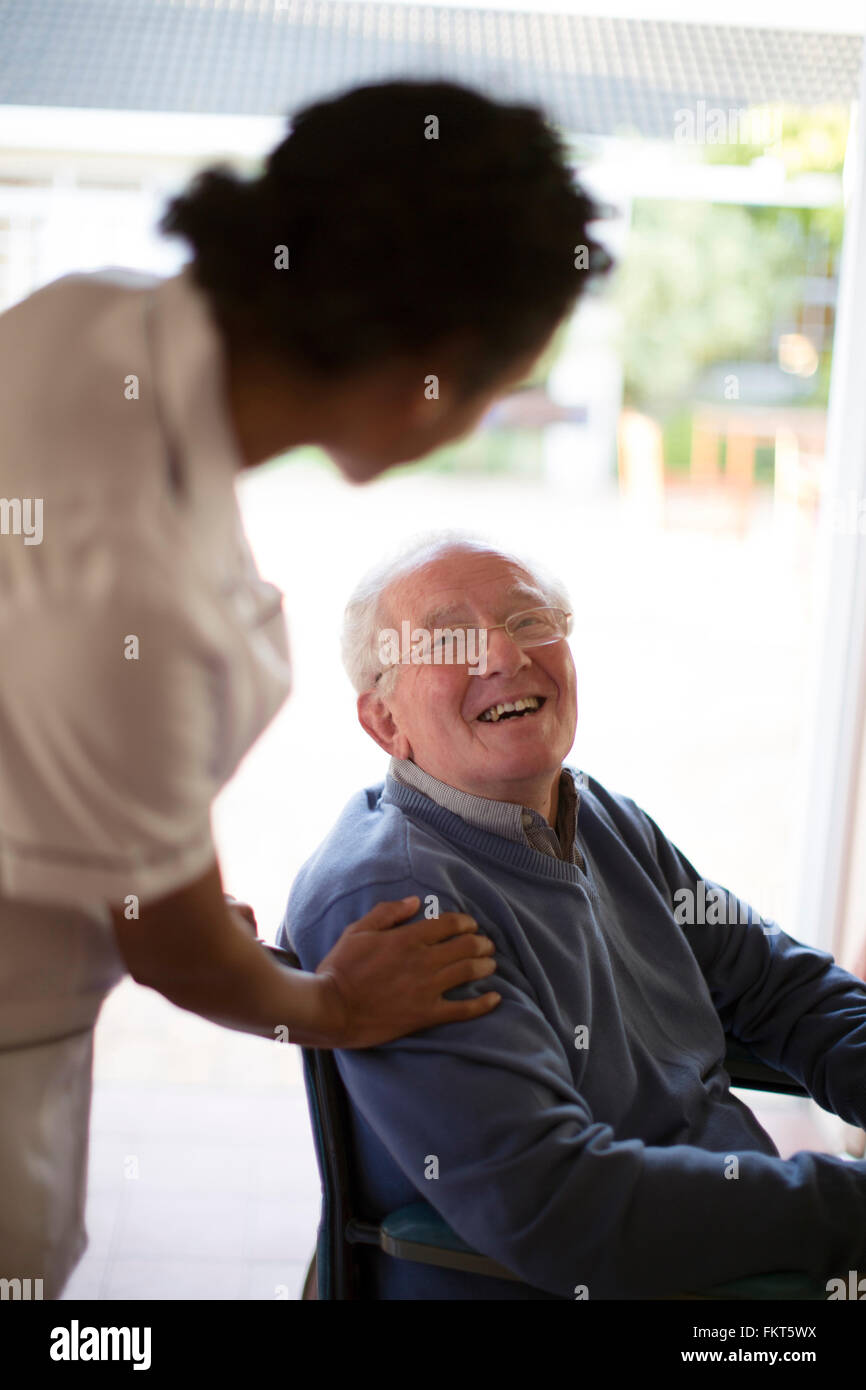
left=297, top=881, right=866, bottom=1300
left=634, top=803, right=866, bottom=1128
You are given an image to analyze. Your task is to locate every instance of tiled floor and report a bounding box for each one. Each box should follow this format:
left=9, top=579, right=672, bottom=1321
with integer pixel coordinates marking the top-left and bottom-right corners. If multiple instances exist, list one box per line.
left=61, top=982, right=319, bottom=1301
left=62, top=1077, right=318, bottom=1300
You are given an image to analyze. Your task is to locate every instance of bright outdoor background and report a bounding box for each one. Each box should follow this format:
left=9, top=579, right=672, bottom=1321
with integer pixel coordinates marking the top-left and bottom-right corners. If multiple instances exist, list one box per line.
left=2, top=0, right=864, bottom=1299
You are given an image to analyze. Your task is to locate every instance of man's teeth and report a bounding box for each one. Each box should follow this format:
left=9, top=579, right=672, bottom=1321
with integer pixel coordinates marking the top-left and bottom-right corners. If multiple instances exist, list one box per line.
left=478, top=696, right=542, bottom=723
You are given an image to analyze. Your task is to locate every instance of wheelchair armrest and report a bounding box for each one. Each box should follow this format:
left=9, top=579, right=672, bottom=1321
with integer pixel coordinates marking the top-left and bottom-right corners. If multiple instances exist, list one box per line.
left=365, top=1202, right=828, bottom=1298
left=724, top=1038, right=809, bottom=1097
left=356, top=1202, right=521, bottom=1282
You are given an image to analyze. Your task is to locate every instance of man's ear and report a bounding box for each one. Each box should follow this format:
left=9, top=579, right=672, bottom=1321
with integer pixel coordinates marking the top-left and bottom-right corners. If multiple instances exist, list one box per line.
left=357, top=688, right=411, bottom=758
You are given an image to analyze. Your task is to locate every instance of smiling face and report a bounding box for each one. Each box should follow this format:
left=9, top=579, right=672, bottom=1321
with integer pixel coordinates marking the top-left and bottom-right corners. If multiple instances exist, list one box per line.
left=357, top=548, right=578, bottom=819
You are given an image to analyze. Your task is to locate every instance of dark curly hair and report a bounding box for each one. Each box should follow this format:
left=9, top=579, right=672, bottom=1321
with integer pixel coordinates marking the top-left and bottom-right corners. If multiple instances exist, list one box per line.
left=159, top=79, right=615, bottom=397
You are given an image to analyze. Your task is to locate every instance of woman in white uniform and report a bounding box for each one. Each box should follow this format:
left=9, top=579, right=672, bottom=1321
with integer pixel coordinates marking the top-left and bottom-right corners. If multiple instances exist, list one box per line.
left=0, top=80, right=611, bottom=1296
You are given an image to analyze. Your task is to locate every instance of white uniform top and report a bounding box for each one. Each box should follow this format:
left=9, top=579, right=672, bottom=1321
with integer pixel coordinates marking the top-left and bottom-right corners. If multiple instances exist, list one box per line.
left=0, top=264, right=292, bottom=1290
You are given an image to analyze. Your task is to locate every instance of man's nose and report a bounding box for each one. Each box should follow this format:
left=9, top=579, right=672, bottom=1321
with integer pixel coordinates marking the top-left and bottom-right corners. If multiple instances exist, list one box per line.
left=481, top=627, right=532, bottom=678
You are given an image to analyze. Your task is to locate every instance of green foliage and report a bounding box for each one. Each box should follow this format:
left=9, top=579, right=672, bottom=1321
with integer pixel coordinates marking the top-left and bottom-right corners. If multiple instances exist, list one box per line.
left=626, top=201, right=846, bottom=419
left=615, top=107, right=847, bottom=419
left=660, top=409, right=693, bottom=474
left=700, top=103, right=849, bottom=175
left=614, top=199, right=806, bottom=414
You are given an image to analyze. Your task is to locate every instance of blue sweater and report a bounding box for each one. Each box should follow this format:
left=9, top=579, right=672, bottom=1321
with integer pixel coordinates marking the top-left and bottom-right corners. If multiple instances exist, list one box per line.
left=279, top=769, right=866, bottom=1300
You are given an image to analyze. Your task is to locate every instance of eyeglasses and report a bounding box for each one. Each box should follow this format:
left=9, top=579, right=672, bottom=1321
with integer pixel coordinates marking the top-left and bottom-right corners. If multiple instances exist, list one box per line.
left=481, top=606, right=573, bottom=648
left=373, top=606, right=572, bottom=685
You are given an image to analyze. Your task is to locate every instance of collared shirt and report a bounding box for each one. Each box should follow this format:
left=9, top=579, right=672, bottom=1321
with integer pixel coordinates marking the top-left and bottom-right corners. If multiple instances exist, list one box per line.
left=388, top=756, right=585, bottom=869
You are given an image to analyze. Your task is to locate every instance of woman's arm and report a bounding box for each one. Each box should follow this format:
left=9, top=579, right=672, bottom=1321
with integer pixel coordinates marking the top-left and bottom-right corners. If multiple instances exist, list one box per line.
left=110, top=860, right=500, bottom=1048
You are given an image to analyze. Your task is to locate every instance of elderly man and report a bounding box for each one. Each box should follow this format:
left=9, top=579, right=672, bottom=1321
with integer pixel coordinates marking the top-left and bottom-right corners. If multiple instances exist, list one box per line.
left=279, top=535, right=866, bottom=1300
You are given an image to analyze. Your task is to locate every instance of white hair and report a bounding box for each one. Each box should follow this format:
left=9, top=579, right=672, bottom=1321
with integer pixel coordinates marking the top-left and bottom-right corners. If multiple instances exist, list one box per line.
left=341, top=528, right=572, bottom=693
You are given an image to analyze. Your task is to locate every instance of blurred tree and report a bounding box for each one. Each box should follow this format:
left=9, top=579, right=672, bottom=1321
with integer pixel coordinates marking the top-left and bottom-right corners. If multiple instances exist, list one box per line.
left=615, top=106, right=848, bottom=420
left=614, top=199, right=804, bottom=415
left=701, top=103, right=848, bottom=176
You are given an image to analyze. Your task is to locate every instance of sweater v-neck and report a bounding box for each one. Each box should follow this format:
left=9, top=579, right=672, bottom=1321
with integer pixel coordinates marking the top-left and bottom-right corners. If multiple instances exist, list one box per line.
left=382, top=771, right=597, bottom=897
